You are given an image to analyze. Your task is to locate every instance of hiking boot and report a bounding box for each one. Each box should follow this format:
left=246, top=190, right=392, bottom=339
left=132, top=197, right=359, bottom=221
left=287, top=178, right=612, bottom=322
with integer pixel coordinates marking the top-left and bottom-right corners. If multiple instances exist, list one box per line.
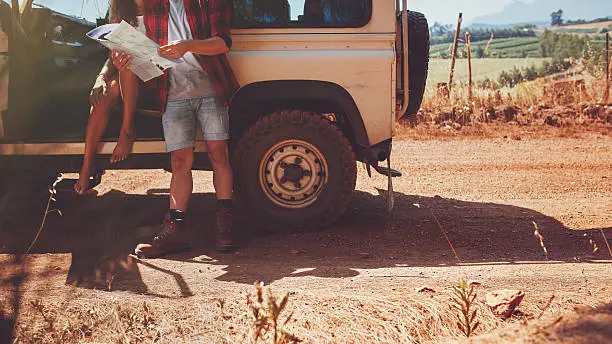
left=216, top=208, right=236, bottom=252
left=134, top=213, right=189, bottom=258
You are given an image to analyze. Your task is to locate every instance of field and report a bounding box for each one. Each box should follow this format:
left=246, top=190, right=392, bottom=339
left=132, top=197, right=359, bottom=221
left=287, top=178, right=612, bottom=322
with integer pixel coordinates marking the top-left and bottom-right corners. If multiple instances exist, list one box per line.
left=430, top=37, right=542, bottom=59
left=431, top=20, right=612, bottom=59
left=537, top=20, right=612, bottom=35
left=431, top=36, right=608, bottom=61
left=426, top=57, right=550, bottom=89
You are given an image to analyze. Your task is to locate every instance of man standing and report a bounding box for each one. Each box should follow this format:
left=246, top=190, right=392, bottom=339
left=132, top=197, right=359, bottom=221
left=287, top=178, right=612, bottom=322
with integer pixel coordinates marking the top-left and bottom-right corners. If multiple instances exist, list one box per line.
left=128, top=0, right=239, bottom=257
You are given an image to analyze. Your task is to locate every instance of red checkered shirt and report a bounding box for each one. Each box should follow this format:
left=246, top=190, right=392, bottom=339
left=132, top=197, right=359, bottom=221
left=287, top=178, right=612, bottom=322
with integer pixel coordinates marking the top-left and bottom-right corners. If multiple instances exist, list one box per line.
left=142, top=0, right=239, bottom=111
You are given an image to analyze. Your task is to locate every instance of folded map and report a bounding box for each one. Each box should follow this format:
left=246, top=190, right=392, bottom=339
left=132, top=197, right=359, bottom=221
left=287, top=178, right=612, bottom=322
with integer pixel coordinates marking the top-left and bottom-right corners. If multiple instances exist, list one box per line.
left=87, top=21, right=180, bottom=82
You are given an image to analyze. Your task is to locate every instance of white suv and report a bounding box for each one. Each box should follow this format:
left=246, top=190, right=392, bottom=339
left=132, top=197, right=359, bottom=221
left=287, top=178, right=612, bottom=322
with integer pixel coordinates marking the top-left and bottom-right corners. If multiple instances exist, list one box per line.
left=0, top=0, right=429, bottom=230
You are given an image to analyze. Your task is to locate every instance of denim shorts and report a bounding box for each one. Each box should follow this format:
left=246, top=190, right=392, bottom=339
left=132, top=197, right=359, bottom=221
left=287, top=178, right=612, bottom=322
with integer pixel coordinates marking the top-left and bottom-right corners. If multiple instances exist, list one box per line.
left=162, top=97, right=230, bottom=152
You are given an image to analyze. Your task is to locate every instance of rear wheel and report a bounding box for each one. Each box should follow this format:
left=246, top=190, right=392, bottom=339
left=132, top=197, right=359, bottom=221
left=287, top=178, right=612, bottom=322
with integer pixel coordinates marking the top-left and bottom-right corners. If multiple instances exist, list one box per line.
left=232, top=110, right=357, bottom=232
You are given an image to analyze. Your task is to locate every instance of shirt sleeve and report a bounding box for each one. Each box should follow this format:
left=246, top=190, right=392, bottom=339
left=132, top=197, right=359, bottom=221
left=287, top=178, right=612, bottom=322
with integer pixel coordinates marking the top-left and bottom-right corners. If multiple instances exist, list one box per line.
left=209, top=0, right=232, bottom=48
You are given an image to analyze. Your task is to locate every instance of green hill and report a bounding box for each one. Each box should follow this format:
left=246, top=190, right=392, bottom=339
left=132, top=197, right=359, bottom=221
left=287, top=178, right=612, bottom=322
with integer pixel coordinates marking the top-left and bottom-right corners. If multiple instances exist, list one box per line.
left=430, top=37, right=542, bottom=59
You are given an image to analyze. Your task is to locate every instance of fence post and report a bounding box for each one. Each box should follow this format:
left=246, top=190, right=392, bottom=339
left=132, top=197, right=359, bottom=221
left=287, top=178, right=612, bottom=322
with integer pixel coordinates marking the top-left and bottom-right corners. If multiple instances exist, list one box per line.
left=448, top=12, right=463, bottom=93
left=466, top=32, right=473, bottom=100
left=605, top=32, right=610, bottom=104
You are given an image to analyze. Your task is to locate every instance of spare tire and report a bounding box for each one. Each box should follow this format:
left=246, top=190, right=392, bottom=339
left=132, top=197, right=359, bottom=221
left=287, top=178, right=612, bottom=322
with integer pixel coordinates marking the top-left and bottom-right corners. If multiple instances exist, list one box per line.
left=404, top=11, right=430, bottom=117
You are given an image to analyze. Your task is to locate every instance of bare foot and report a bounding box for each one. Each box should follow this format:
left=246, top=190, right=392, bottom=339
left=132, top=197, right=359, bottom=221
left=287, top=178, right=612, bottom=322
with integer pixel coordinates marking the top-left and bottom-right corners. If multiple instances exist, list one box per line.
left=111, top=129, right=135, bottom=164
left=74, top=170, right=91, bottom=196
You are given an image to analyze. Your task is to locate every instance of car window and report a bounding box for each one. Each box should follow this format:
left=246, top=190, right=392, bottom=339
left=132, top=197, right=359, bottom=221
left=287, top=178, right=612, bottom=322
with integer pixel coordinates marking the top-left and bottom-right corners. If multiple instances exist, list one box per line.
left=33, top=0, right=108, bottom=22
left=232, top=0, right=372, bottom=28
left=29, top=1, right=372, bottom=28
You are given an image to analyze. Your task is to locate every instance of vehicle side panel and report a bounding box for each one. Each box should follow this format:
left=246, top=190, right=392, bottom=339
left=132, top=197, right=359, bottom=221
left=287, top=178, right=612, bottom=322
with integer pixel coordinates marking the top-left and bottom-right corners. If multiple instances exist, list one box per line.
left=228, top=0, right=397, bottom=146
left=228, top=34, right=395, bottom=146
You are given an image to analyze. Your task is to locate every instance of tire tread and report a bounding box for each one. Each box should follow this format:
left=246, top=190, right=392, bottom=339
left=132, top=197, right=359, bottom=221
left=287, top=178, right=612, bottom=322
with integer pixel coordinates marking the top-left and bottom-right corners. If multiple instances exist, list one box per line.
left=233, top=110, right=357, bottom=231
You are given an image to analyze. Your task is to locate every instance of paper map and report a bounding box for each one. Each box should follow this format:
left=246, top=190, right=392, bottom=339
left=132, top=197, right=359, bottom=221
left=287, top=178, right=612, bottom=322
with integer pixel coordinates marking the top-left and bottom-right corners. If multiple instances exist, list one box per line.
left=87, top=21, right=180, bottom=82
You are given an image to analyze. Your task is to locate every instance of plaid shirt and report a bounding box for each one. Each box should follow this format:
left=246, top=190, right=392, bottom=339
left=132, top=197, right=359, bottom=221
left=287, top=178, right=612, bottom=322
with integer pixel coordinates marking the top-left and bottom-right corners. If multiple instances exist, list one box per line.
left=142, top=0, right=239, bottom=111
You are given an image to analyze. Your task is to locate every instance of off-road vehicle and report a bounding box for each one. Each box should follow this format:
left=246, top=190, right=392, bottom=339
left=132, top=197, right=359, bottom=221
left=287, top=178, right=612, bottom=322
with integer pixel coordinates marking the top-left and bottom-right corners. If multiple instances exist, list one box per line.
left=0, top=0, right=429, bottom=230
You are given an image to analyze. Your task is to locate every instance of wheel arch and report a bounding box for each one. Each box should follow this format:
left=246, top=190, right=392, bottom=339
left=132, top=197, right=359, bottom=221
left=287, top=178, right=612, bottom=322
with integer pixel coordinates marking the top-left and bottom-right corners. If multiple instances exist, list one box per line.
left=229, top=80, right=370, bottom=154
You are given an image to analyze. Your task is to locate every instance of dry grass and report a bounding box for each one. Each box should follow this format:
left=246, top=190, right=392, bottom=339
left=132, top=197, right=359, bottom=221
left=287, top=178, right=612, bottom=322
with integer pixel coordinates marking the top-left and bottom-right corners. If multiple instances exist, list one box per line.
left=25, top=175, right=63, bottom=255
left=17, top=287, right=588, bottom=343
left=247, top=282, right=301, bottom=344
left=398, top=75, right=611, bottom=141
left=427, top=58, right=550, bottom=86
left=239, top=287, right=505, bottom=344
left=27, top=285, right=588, bottom=343
left=6, top=281, right=532, bottom=344
left=466, top=303, right=612, bottom=344
left=47, top=288, right=603, bottom=343
left=13, top=300, right=162, bottom=344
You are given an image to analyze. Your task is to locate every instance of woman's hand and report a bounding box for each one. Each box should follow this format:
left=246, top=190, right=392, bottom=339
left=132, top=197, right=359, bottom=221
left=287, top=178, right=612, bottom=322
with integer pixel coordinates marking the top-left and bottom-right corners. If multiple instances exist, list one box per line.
left=111, top=50, right=132, bottom=71
left=90, top=76, right=108, bottom=106
left=158, top=40, right=191, bottom=59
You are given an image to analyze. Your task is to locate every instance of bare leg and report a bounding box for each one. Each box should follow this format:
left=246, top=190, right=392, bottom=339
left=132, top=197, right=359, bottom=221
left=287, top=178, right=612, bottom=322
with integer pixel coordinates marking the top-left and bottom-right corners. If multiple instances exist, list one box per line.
left=169, top=148, right=195, bottom=212
left=111, top=69, right=139, bottom=164
left=207, top=141, right=233, bottom=200
left=75, top=81, right=119, bottom=195
left=133, top=147, right=193, bottom=259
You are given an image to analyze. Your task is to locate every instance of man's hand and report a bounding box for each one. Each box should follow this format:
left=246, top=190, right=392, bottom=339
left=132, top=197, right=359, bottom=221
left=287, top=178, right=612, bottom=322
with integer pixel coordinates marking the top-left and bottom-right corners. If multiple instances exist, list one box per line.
left=111, top=50, right=132, bottom=72
left=90, top=76, right=108, bottom=106
left=158, top=40, right=191, bottom=59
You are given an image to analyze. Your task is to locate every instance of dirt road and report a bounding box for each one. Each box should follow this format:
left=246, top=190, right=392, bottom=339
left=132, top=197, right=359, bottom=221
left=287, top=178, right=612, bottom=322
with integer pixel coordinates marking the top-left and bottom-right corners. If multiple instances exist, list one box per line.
left=2, top=134, right=611, bottom=343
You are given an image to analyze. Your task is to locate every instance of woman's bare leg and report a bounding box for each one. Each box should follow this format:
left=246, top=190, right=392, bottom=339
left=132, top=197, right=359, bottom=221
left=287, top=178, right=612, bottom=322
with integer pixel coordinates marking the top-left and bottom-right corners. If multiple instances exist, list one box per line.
left=111, top=69, right=139, bottom=164
left=75, top=81, right=120, bottom=195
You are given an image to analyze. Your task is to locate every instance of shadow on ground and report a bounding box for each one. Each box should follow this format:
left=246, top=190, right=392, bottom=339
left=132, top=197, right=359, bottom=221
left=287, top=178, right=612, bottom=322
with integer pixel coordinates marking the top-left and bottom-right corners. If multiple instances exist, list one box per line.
left=1, top=187, right=610, bottom=341
left=544, top=303, right=612, bottom=343
left=2, top=186, right=610, bottom=285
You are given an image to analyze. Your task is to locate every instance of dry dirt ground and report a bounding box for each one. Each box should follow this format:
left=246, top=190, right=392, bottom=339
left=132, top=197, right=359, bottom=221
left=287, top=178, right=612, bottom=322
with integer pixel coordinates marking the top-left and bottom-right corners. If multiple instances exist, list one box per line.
left=1, top=133, right=611, bottom=343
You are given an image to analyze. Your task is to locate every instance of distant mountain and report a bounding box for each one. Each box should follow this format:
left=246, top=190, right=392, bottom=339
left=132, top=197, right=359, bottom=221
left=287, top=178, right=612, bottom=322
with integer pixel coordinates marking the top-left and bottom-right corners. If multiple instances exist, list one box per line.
left=470, top=0, right=612, bottom=27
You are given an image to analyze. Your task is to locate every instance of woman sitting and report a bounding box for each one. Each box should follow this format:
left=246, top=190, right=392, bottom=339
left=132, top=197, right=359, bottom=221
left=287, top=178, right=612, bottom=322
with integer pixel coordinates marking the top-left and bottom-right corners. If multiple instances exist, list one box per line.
left=75, top=0, right=144, bottom=195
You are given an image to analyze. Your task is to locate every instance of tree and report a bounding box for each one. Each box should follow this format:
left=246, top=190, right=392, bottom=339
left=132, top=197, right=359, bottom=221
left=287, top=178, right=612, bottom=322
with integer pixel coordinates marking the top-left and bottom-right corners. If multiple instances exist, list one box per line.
left=475, top=45, right=485, bottom=58
left=430, top=22, right=451, bottom=36
left=539, top=30, right=589, bottom=59
left=551, top=9, right=563, bottom=26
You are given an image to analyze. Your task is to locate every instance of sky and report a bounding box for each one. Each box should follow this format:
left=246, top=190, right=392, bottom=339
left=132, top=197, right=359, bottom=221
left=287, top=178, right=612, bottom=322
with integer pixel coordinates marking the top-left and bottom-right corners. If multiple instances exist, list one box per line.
left=8, top=0, right=534, bottom=25
left=409, top=0, right=535, bottom=24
